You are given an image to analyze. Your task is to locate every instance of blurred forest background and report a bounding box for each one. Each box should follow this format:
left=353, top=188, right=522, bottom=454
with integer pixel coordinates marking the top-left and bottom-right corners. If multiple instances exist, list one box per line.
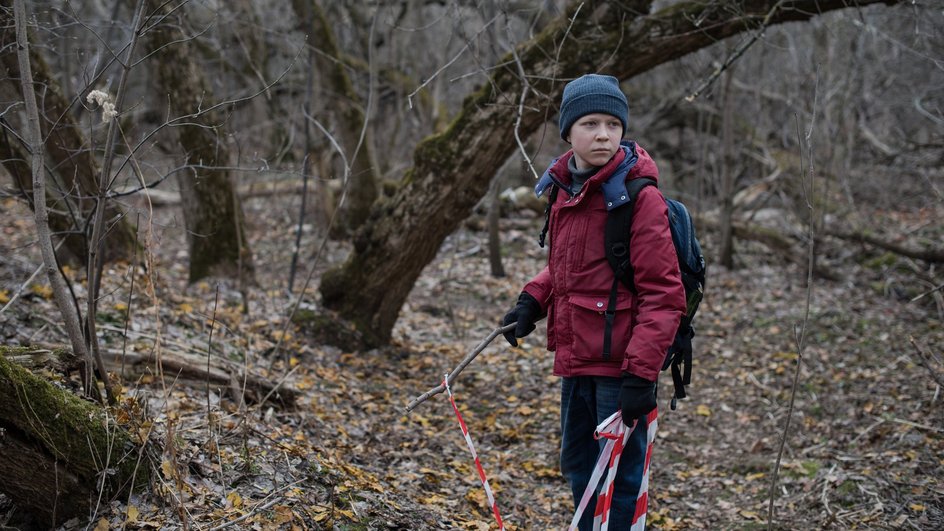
left=0, top=0, right=942, bottom=529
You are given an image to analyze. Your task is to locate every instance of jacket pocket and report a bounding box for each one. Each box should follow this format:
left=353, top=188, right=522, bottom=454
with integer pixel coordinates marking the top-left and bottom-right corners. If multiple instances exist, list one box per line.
left=568, top=293, right=635, bottom=361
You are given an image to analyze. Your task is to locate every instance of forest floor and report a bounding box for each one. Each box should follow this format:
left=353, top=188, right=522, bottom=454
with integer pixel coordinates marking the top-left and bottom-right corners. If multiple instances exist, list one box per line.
left=0, top=192, right=942, bottom=530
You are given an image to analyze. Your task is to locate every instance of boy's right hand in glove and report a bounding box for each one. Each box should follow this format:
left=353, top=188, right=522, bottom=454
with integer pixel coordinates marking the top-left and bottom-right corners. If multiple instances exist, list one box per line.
left=501, top=292, right=541, bottom=347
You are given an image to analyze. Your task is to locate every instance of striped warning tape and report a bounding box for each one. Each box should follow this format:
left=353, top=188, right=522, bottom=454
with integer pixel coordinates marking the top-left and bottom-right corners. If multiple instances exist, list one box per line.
left=569, top=408, right=658, bottom=531
left=443, top=373, right=657, bottom=531
left=443, top=374, right=505, bottom=531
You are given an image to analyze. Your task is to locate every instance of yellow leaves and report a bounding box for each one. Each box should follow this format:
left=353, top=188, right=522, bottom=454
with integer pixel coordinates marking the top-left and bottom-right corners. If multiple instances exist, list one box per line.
left=738, top=509, right=762, bottom=520
left=465, top=488, right=486, bottom=507
left=675, top=465, right=709, bottom=480
left=177, top=302, right=194, bottom=314
left=0, top=289, right=9, bottom=304
left=647, top=508, right=679, bottom=530
left=272, top=329, right=293, bottom=341
left=125, top=504, right=139, bottom=523
left=272, top=504, right=294, bottom=525
left=30, top=283, right=53, bottom=299
left=521, top=460, right=558, bottom=479
left=93, top=517, right=110, bottom=531
left=696, top=404, right=711, bottom=417
left=113, top=301, right=128, bottom=312
left=745, top=472, right=765, bottom=481
left=226, top=490, right=243, bottom=509
left=910, top=503, right=926, bottom=512
left=160, top=458, right=175, bottom=479
left=309, top=504, right=354, bottom=523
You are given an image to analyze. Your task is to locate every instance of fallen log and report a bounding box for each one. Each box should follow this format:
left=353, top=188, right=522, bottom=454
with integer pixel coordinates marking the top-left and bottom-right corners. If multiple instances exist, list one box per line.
left=826, top=229, right=944, bottom=264
left=0, top=347, right=151, bottom=527
left=101, top=347, right=298, bottom=408
left=695, top=215, right=842, bottom=281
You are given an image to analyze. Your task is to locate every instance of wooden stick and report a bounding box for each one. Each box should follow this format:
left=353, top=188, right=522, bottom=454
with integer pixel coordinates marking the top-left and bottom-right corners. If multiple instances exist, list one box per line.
left=405, top=323, right=516, bottom=412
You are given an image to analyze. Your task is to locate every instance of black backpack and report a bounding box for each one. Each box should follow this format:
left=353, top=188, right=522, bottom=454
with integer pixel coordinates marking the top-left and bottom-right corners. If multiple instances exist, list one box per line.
left=539, top=178, right=706, bottom=410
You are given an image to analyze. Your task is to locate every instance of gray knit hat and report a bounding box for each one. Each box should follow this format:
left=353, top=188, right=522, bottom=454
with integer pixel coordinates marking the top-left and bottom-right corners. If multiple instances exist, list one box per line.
left=558, top=74, right=628, bottom=141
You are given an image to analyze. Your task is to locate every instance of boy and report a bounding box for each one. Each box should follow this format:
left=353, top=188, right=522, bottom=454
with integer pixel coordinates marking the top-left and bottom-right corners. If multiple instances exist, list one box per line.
left=501, top=74, right=686, bottom=530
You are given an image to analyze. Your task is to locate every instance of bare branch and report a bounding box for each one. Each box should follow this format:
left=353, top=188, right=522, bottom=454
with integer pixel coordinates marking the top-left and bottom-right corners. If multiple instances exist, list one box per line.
left=407, top=15, right=500, bottom=109
left=405, top=323, right=516, bottom=412
left=13, top=0, right=97, bottom=396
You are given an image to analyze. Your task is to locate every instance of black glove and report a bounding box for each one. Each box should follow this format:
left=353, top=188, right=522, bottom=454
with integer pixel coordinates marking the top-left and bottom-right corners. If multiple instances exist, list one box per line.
left=501, top=292, right=541, bottom=347
left=620, top=373, right=657, bottom=425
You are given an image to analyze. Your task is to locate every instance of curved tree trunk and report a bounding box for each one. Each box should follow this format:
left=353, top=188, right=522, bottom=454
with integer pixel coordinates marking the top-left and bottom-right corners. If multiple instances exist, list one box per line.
left=319, top=0, right=904, bottom=347
left=145, top=1, right=254, bottom=284
left=0, top=3, right=136, bottom=263
left=0, top=348, right=150, bottom=527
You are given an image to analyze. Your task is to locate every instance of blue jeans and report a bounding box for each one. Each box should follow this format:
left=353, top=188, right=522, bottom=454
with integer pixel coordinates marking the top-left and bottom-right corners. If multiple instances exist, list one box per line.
left=560, top=376, right=650, bottom=531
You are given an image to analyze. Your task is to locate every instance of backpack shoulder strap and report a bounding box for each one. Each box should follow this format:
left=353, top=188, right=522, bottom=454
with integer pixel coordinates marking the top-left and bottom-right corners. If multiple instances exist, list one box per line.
left=604, top=177, right=657, bottom=291
left=601, top=177, right=656, bottom=359
left=538, top=185, right=560, bottom=248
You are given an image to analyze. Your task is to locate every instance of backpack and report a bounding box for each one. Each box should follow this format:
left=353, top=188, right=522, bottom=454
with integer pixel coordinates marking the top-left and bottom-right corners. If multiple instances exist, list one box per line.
left=538, top=178, right=706, bottom=410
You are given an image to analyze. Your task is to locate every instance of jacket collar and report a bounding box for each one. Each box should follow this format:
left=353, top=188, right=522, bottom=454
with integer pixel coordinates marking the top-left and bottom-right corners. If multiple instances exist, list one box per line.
left=535, top=140, right=641, bottom=211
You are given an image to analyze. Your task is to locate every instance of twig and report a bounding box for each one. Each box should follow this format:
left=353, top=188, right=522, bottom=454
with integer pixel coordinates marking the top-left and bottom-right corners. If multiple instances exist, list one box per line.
left=911, top=282, right=944, bottom=302
left=407, top=15, right=500, bottom=109
left=767, top=104, right=817, bottom=530
left=883, top=416, right=944, bottom=434
left=909, top=336, right=944, bottom=390
left=207, top=283, right=221, bottom=439
left=84, top=0, right=149, bottom=405
left=821, top=464, right=837, bottom=516
left=508, top=21, right=540, bottom=181
left=0, top=241, right=62, bottom=315
left=686, top=1, right=785, bottom=102
left=120, top=212, right=140, bottom=378
left=405, top=323, right=515, bottom=412
left=207, top=496, right=284, bottom=531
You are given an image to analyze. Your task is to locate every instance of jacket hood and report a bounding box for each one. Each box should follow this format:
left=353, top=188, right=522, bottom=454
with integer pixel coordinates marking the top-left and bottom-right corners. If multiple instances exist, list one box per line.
left=535, top=140, right=660, bottom=211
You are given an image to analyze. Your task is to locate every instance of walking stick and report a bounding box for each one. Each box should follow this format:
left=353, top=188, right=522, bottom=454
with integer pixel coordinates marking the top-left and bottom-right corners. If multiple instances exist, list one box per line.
left=404, top=323, right=515, bottom=412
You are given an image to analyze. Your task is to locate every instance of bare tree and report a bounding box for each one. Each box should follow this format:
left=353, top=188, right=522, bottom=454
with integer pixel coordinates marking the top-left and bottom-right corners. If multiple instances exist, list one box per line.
left=0, top=1, right=137, bottom=263
left=143, top=1, right=255, bottom=284
left=318, top=0, right=906, bottom=348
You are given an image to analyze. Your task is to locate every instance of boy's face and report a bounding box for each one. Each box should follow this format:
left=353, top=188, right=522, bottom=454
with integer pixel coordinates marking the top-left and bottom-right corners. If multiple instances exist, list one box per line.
left=566, top=113, right=623, bottom=170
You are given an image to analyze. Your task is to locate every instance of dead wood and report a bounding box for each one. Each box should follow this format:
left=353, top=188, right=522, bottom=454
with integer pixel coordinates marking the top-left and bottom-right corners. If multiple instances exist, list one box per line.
left=101, top=348, right=297, bottom=408
left=826, top=229, right=944, bottom=263
left=695, top=215, right=842, bottom=281
left=0, top=350, right=150, bottom=527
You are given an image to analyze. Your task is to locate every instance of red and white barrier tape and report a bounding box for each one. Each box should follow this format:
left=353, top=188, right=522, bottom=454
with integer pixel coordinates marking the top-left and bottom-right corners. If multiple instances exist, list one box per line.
left=443, top=375, right=505, bottom=531
left=569, top=408, right=659, bottom=531
left=443, top=374, right=657, bottom=531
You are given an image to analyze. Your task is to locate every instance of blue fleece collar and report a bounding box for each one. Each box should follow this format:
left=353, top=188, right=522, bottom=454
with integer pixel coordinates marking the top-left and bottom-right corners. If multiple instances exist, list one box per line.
left=535, top=140, right=639, bottom=211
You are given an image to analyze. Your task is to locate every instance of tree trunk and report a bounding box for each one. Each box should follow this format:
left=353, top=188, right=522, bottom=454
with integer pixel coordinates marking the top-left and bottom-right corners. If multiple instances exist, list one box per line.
left=319, top=0, right=905, bottom=348
left=0, top=3, right=136, bottom=263
left=292, top=0, right=380, bottom=236
left=0, top=348, right=150, bottom=528
left=144, top=2, right=254, bottom=284
left=487, top=179, right=505, bottom=278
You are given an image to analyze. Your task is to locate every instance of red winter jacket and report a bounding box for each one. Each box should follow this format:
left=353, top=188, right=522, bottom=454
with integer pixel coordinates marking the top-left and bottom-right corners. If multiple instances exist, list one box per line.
left=523, top=142, right=685, bottom=381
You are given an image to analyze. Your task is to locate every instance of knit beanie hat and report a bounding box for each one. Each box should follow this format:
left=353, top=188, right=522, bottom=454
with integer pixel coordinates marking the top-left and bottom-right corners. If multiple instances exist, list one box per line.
left=558, top=74, right=628, bottom=141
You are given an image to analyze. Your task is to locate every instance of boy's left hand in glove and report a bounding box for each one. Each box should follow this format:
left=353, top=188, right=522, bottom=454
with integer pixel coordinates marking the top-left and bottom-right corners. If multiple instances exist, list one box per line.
left=620, top=373, right=656, bottom=424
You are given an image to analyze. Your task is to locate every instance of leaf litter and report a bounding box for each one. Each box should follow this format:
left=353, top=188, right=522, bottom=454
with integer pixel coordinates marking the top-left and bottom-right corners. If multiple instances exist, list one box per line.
left=0, top=195, right=941, bottom=529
